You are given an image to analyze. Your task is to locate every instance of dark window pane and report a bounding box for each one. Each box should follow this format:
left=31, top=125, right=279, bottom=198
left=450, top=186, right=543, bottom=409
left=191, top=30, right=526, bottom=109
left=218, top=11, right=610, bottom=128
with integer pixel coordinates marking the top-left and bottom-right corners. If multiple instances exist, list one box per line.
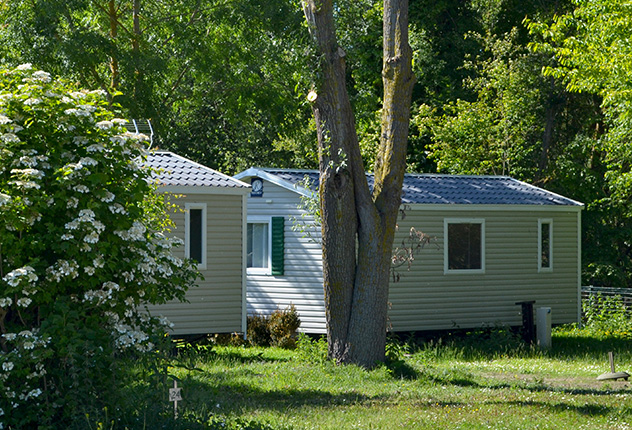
left=448, top=223, right=481, bottom=270
left=189, top=209, right=203, bottom=264
left=541, top=222, right=550, bottom=268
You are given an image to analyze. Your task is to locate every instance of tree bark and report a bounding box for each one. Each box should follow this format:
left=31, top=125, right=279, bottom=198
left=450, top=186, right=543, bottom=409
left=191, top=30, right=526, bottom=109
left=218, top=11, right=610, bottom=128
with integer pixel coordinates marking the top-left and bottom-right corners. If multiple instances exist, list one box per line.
left=302, top=0, right=414, bottom=367
left=539, top=76, right=558, bottom=179
left=302, top=0, right=361, bottom=362
left=108, top=0, right=119, bottom=90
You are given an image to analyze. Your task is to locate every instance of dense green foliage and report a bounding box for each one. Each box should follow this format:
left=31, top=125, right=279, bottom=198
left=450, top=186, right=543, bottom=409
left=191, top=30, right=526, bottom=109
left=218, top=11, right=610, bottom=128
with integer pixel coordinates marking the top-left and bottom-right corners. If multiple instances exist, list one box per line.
left=2, top=0, right=631, bottom=288
left=0, top=65, right=198, bottom=428
left=0, top=0, right=315, bottom=173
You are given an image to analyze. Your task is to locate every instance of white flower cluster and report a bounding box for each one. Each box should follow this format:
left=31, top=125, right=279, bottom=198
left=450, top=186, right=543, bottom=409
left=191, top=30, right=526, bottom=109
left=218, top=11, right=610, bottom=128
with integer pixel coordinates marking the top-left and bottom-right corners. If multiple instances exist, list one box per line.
left=114, top=221, right=147, bottom=242
left=113, top=323, right=153, bottom=352
left=1, top=133, right=20, bottom=144
left=109, top=132, right=150, bottom=156
left=78, top=156, right=98, bottom=167
left=45, top=260, right=79, bottom=283
left=0, top=193, right=10, bottom=208
left=64, top=209, right=106, bottom=246
left=96, top=120, right=113, bottom=130
left=2, top=266, right=38, bottom=288
left=10, top=168, right=44, bottom=180
left=67, top=197, right=79, bottom=209
left=22, top=70, right=51, bottom=84
left=0, top=329, right=49, bottom=414
left=83, top=281, right=120, bottom=305
left=86, top=143, right=105, bottom=153
left=158, top=315, right=175, bottom=329
left=152, top=235, right=185, bottom=269
left=64, top=107, right=92, bottom=117
left=12, top=150, right=50, bottom=169
left=23, top=98, right=42, bottom=106
left=58, top=162, right=89, bottom=181
left=57, top=155, right=98, bottom=183
left=100, top=191, right=115, bottom=203
left=109, top=203, right=127, bottom=215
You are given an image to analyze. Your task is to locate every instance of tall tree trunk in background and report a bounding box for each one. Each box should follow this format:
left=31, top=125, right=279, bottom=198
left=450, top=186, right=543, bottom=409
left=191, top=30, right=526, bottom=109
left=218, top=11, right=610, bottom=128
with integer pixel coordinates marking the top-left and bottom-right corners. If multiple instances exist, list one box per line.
left=108, top=0, right=119, bottom=89
left=539, top=76, right=558, bottom=179
left=133, top=0, right=143, bottom=103
left=302, top=0, right=414, bottom=367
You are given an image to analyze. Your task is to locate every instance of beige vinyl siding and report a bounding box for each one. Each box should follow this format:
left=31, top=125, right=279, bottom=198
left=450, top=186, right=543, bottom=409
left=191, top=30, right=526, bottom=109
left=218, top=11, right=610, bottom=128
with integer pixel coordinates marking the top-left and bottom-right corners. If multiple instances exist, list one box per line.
left=243, top=178, right=581, bottom=334
left=388, top=207, right=580, bottom=331
left=147, top=192, right=245, bottom=335
left=244, top=181, right=326, bottom=333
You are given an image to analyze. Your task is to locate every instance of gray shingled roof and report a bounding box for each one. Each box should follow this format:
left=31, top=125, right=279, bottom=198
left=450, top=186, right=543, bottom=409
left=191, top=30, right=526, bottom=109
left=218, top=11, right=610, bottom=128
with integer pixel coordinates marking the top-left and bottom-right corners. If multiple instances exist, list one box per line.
left=145, top=152, right=249, bottom=188
left=249, top=169, right=582, bottom=206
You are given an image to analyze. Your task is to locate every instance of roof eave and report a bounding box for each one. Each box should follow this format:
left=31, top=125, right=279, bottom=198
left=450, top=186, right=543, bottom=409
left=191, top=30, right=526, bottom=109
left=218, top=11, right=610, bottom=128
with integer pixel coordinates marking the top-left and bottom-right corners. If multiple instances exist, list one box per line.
left=157, top=184, right=251, bottom=196
left=404, top=202, right=584, bottom=212
left=234, top=168, right=313, bottom=197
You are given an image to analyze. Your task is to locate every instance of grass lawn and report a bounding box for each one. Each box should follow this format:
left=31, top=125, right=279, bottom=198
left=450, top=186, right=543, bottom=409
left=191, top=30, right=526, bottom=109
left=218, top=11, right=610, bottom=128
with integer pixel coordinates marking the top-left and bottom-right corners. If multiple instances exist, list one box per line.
left=121, top=328, right=632, bottom=430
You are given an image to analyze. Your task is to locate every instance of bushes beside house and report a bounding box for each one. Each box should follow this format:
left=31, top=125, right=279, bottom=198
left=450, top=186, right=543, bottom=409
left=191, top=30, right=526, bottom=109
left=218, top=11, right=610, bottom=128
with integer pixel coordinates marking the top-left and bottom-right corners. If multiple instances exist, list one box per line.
left=247, top=305, right=300, bottom=348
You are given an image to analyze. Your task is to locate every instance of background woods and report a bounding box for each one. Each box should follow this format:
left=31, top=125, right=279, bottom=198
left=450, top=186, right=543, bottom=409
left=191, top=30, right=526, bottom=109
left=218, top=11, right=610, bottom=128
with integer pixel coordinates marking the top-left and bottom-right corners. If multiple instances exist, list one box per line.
left=1, top=0, right=631, bottom=303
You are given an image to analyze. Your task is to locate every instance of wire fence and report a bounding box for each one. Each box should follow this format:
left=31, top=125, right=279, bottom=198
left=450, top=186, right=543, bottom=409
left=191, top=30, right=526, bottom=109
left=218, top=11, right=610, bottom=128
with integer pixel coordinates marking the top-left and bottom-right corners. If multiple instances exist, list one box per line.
left=581, top=285, right=632, bottom=317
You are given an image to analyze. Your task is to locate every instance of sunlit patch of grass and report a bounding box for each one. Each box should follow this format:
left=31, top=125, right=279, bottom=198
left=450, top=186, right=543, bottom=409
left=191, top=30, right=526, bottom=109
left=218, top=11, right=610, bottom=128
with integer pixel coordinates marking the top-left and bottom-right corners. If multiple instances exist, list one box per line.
left=109, top=324, right=632, bottom=429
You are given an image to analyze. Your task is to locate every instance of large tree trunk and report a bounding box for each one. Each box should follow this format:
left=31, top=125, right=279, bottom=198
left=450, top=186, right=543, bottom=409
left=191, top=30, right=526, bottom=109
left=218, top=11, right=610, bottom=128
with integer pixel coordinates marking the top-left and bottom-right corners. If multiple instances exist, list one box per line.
left=302, top=0, right=414, bottom=367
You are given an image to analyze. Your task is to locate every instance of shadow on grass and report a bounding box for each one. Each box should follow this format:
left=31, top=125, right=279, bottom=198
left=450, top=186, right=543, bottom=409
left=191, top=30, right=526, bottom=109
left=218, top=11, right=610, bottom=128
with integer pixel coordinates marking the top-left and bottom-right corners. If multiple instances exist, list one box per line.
left=210, top=349, right=293, bottom=364
left=408, top=328, right=632, bottom=362
left=384, top=359, right=421, bottom=380
left=501, top=399, right=627, bottom=417
left=173, top=346, right=294, bottom=371
left=178, top=376, right=374, bottom=415
left=549, top=334, right=632, bottom=361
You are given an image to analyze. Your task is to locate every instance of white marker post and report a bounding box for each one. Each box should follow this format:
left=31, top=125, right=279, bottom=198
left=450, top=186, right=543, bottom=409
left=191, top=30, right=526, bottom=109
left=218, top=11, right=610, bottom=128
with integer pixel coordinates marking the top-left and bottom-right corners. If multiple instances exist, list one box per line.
left=169, top=379, right=183, bottom=419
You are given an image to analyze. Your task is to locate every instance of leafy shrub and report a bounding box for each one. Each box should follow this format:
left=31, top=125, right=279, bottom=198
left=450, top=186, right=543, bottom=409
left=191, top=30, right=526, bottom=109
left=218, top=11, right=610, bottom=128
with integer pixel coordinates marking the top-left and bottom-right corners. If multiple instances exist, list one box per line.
left=269, top=304, right=301, bottom=349
left=247, top=314, right=272, bottom=347
left=247, top=305, right=300, bottom=349
left=296, top=333, right=328, bottom=363
left=0, top=64, right=198, bottom=428
left=212, top=332, right=247, bottom=347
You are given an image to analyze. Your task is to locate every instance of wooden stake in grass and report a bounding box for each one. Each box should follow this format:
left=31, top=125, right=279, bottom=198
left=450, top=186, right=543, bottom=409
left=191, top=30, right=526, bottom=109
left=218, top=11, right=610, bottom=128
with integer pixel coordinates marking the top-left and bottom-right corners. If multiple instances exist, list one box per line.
left=596, top=351, right=630, bottom=381
left=169, top=379, right=183, bottom=419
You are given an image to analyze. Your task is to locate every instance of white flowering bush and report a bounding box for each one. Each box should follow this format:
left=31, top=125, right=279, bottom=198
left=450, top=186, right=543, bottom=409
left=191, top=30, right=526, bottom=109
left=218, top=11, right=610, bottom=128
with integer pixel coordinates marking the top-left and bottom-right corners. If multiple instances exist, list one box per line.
left=0, top=65, right=198, bottom=428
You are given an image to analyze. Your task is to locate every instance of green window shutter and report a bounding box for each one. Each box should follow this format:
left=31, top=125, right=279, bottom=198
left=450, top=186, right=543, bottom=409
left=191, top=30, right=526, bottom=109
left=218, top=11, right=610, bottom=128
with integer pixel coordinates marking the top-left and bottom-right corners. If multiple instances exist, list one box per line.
left=271, top=216, right=285, bottom=276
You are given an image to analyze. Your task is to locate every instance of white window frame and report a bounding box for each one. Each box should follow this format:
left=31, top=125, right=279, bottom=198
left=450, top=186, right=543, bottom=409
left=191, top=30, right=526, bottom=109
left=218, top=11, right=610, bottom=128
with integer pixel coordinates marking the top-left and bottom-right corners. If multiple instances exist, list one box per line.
left=538, top=218, right=553, bottom=273
left=185, top=203, right=207, bottom=270
left=246, top=216, right=272, bottom=275
left=444, top=218, right=486, bottom=274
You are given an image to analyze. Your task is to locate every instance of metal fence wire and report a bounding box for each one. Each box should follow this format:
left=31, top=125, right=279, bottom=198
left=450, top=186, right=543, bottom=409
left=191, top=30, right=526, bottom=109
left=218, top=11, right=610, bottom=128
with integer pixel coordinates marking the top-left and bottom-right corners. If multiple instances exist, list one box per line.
left=581, top=285, right=632, bottom=318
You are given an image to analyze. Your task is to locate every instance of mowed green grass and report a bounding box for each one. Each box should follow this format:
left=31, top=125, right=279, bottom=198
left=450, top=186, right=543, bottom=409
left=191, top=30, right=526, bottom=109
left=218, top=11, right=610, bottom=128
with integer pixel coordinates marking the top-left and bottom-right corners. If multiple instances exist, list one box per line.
left=157, top=329, right=632, bottom=430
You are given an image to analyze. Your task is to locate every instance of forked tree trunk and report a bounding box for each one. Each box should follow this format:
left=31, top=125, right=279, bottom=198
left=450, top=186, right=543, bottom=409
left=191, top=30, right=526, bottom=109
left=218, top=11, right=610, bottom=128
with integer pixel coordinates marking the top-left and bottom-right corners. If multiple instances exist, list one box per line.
left=302, top=0, right=414, bottom=367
